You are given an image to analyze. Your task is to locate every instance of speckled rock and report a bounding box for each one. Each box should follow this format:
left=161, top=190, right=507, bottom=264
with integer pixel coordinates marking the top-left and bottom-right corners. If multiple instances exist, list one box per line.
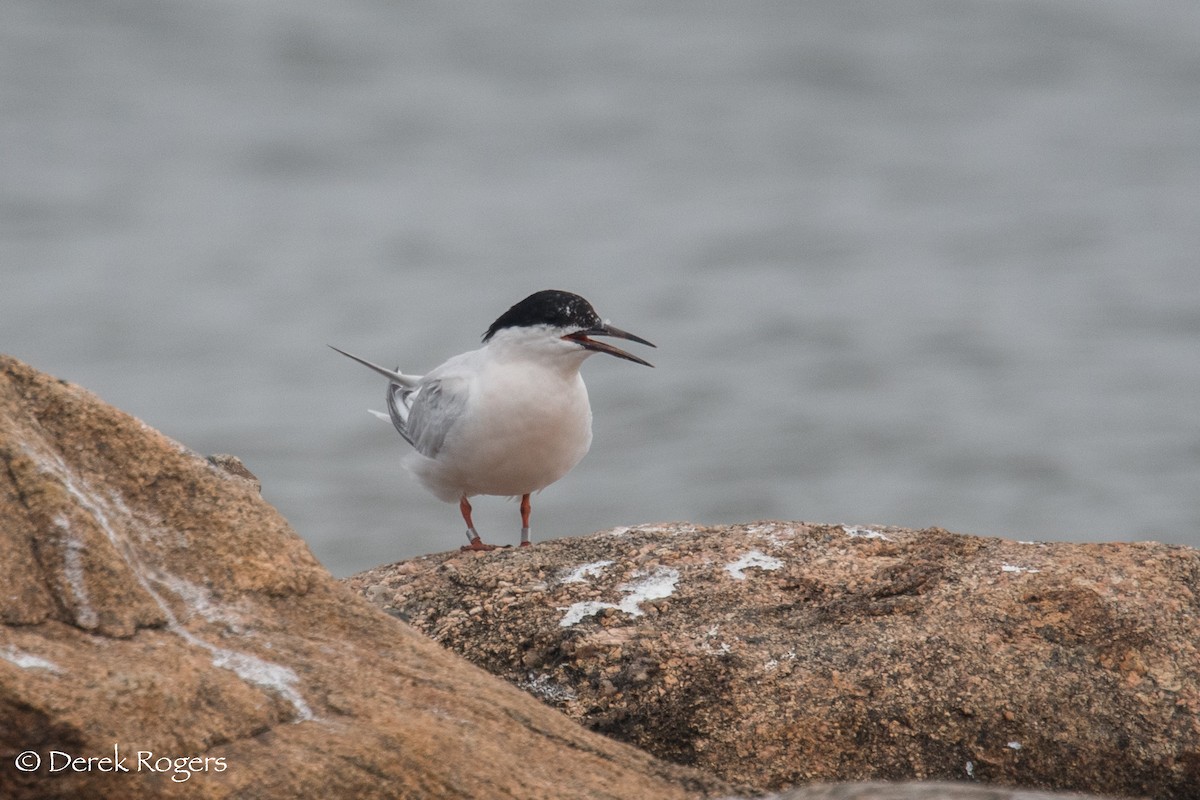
left=768, top=782, right=1124, bottom=800
left=0, top=355, right=726, bottom=800
left=349, top=521, right=1200, bottom=799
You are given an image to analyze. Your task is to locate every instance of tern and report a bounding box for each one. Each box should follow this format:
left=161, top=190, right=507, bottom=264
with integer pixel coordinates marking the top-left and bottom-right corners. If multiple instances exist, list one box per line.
left=331, top=289, right=655, bottom=551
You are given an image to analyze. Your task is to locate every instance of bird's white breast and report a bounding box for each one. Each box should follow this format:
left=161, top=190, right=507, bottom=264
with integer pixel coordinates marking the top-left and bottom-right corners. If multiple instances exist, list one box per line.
left=408, top=353, right=594, bottom=499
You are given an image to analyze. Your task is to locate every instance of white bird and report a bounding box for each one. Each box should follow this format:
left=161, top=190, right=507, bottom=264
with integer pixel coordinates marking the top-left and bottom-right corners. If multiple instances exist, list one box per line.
left=331, top=289, right=655, bottom=551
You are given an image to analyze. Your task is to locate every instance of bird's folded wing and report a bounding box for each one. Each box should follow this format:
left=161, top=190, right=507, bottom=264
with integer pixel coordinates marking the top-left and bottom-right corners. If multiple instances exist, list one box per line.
left=406, top=377, right=469, bottom=458
left=384, top=384, right=415, bottom=446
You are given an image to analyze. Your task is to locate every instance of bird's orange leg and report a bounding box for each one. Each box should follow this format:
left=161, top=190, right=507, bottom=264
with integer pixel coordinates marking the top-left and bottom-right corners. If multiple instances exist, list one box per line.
left=519, top=493, right=532, bottom=547
left=459, top=496, right=502, bottom=551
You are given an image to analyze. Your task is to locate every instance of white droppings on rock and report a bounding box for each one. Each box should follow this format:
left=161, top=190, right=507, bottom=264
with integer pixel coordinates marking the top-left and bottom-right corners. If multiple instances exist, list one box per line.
left=558, top=567, right=680, bottom=627
left=54, top=515, right=99, bottom=629
left=763, top=649, right=797, bottom=672
left=22, top=444, right=313, bottom=721
left=560, top=560, right=614, bottom=584
left=208, top=648, right=310, bottom=720
left=1001, top=564, right=1040, bottom=574
left=558, top=601, right=614, bottom=627
left=0, top=645, right=63, bottom=674
left=745, top=522, right=785, bottom=540
left=617, top=568, right=679, bottom=611
left=152, top=571, right=246, bottom=631
left=761, top=525, right=799, bottom=548
left=699, top=625, right=734, bottom=655
left=724, top=550, right=784, bottom=580
left=843, top=525, right=891, bottom=540
left=1007, top=740, right=1023, bottom=750
left=631, top=523, right=696, bottom=536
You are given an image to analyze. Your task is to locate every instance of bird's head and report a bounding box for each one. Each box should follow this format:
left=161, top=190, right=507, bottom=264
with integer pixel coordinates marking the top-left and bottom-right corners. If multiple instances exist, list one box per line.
left=482, top=290, right=655, bottom=367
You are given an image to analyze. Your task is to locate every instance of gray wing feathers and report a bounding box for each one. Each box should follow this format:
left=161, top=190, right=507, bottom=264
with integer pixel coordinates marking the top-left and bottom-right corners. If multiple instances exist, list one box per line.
left=385, top=382, right=415, bottom=446
left=406, top=378, right=468, bottom=458
left=332, top=344, right=468, bottom=458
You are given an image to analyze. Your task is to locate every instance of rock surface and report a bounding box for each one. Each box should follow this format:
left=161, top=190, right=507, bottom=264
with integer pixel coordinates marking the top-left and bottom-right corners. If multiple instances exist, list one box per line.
left=350, top=520, right=1200, bottom=799
left=769, top=783, right=1124, bottom=800
left=0, top=355, right=728, bottom=800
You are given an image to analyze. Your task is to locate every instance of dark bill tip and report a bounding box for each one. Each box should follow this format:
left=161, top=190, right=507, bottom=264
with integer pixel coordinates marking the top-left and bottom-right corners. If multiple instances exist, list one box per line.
left=565, top=327, right=655, bottom=367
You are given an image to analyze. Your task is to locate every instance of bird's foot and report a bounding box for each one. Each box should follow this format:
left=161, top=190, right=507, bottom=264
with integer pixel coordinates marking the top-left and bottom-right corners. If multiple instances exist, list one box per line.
left=461, top=537, right=507, bottom=552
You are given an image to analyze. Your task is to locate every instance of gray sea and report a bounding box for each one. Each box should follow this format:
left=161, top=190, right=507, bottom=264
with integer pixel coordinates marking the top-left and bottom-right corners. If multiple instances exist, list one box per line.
left=4, top=0, right=1199, bottom=577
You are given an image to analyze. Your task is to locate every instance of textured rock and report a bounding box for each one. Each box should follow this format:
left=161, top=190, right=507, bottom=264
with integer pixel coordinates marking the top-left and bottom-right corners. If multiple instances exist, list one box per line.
left=0, top=355, right=727, bottom=800
left=350, top=521, right=1200, bottom=799
left=768, top=783, right=1123, bottom=800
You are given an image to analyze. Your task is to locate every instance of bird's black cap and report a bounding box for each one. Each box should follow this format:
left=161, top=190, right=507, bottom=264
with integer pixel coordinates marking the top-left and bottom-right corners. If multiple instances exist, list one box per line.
left=482, top=290, right=602, bottom=342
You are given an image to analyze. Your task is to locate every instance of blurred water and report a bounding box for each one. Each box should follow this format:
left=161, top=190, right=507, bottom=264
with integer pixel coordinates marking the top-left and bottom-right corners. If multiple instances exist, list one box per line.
left=3, top=0, right=1199, bottom=576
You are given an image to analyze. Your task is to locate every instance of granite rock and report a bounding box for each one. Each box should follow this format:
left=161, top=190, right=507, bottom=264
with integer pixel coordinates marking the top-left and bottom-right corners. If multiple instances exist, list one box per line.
left=768, top=782, right=1127, bottom=800
left=0, top=355, right=726, bottom=800
left=351, top=521, right=1200, bottom=798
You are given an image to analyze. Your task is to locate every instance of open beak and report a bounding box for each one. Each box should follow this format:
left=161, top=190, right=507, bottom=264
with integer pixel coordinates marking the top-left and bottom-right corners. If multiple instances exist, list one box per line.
left=564, top=324, right=656, bottom=367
